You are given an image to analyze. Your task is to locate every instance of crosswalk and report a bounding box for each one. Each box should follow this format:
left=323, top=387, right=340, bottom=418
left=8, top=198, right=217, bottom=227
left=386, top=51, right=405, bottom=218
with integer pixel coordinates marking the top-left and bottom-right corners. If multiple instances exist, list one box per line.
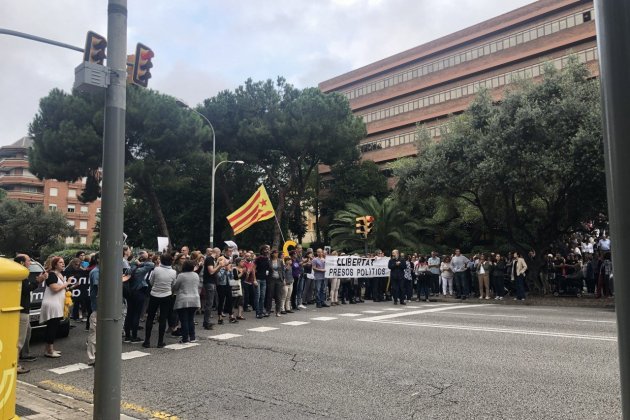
left=48, top=304, right=441, bottom=375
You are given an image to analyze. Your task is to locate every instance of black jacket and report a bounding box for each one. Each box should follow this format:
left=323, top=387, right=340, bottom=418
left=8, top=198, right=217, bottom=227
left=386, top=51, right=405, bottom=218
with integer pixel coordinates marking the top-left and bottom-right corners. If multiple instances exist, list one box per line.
left=388, top=257, right=405, bottom=281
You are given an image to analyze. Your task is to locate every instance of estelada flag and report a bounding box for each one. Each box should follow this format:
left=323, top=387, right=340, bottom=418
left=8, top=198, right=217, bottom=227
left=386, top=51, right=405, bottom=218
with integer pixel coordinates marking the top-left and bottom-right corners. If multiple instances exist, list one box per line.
left=227, top=185, right=275, bottom=235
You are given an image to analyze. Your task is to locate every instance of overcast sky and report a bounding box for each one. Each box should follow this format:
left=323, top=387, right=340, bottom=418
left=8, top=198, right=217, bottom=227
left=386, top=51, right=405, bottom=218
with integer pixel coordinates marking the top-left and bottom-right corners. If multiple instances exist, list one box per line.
left=0, top=0, right=533, bottom=146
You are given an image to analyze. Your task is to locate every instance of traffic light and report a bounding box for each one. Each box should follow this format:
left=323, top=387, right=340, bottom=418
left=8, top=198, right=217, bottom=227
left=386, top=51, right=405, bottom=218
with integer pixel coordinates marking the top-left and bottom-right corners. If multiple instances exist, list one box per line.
left=83, top=31, right=107, bottom=65
left=365, top=215, right=375, bottom=236
left=132, top=43, right=154, bottom=87
left=355, top=216, right=366, bottom=236
left=126, top=54, right=135, bottom=84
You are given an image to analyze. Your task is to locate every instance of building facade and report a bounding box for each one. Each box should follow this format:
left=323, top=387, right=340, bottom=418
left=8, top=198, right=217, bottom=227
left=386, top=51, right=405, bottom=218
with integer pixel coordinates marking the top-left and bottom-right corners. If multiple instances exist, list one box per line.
left=0, top=137, right=100, bottom=245
left=319, top=0, right=597, bottom=184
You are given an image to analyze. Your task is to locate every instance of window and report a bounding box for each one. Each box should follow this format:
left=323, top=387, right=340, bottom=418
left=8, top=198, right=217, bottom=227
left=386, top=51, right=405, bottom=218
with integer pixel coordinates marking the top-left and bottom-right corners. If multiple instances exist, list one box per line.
left=67, top=204, right=75, bottom=213
left=67, top=220, right=75, bottom=227
left=65, top=236, right=75, bottom=245
left=80, top=206, right=88, bottom=214
left=68, top=189, right=77, bottom=198
left=49, top=187, right=58, bottom=197
left=80, top=236, right=87, bottom=245
left=79, top=221, right=88, bottom=230
left=49, top=204, right=57, bottom=211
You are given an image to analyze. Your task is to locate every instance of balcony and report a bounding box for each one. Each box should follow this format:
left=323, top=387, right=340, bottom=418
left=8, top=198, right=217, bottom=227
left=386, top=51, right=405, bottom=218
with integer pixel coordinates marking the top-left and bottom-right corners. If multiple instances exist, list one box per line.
left=0, top=158, right=29, bottom=170
left=6, top=191, right=44, bottom=204
left=0, top=175, right=44, bottom=187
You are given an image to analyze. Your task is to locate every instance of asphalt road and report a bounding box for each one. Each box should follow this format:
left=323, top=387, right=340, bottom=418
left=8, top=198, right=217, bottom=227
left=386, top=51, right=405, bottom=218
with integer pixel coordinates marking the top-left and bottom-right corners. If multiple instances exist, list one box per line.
left=20, top=300, right=620, bottom=419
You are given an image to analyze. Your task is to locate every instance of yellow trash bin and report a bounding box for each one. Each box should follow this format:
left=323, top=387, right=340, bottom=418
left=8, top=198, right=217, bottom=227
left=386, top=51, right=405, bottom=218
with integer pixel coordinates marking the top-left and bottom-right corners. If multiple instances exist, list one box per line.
left=0, top=257, right=29, bottom=420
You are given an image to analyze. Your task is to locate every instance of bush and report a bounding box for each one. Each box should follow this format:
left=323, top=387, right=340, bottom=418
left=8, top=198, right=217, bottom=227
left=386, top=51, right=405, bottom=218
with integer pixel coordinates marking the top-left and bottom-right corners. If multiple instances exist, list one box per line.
left=41, top=244, right=100, bottom=264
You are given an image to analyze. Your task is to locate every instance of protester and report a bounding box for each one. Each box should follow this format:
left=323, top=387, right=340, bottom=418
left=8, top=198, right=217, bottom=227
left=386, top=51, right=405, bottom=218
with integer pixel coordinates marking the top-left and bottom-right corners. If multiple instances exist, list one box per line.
left=41, top=256, right=71, bottom=358
left=254, top=245, right=271, bottom=319
left=312, top=249, right=329, bottom=308
left=86, top=254, right=99, bottom=366
left=491, top=254, right=507, bottom=300
left=451, top=249, right=470, bottom=300
left=440, top=256, right=454, bottom=296
left=216, top=256, right=236, bottom=324
left=266, top=249, right=285, bottom=316
left=124, top=251, right=154, bottom=343
left=476, top=254, right=492, bottom=299
left=143, top=253, right=176, bottom=348
left=415, top=256, right=430, bottom=302
left=282, top=256, right=294, bottom=314
left=511, top=251, right=528, bottom=301
left=172, top=259, right=201, bottom=343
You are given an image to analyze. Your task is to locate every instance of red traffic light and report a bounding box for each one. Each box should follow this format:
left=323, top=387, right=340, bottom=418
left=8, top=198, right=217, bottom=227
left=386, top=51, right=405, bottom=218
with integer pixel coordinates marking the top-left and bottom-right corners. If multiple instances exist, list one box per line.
left=84, top=31, right=107, bottom=65
left=132, top=43, right=154, bottom=88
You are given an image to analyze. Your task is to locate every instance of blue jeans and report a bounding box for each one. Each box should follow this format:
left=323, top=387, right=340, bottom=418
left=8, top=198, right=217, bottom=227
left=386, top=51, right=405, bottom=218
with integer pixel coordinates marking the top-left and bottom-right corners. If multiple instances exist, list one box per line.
left=177, top=307, right=196, bottom=342
left=454, top=272, right=468, bottom=299
left=295, top=274, right=305, bottom=306
left=516, top=275, right=526, bottom=300
left=314, top=278, right=326, bottom=305
left=256, top=280, right=267, bottom=316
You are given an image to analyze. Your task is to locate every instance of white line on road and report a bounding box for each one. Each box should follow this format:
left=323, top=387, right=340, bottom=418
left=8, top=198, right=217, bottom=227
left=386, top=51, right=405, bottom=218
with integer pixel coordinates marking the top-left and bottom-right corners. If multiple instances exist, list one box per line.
left=338, top=313, right=362, bottom=317
left=282, top=321, right=310, bottom=326
left=358, top=304, right=479, bottom=322
left=121, top=351, right=150, bottom=360
left=209, top=333, right=242, bottom=340
left=164, top=342, right=199, bottom=350
left=574, top=319, right=616, bottom=324
left=362, top=310, right=385, bottom=314
left=442, top=312, right=528, bottom=319
left=248, top=327, right=280, bottom=332
left=382, top=308, right=405, bottom=311
left=311, top=317, right=338, bottom=321
left=49, top=363, right=91, bottom=375
left=372, top=320, right=617, bottom=342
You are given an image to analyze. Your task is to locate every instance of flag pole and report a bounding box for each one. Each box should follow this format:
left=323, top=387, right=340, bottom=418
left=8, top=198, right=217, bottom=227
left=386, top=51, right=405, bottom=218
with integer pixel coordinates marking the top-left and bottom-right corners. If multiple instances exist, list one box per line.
left=274, top=213, right=286, bottom=244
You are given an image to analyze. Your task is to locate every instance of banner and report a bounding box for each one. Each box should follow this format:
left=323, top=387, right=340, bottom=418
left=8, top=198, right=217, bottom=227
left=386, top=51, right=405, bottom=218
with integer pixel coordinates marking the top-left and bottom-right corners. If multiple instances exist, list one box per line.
left=324, top=256, right=391, bottom=278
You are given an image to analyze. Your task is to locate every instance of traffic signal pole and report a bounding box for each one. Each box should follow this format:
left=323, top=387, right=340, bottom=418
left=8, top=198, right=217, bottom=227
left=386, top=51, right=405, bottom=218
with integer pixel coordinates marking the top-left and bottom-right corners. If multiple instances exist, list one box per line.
left=595, top=1, right=630, bottom=417
left=94, top=1, right=126, bottom=418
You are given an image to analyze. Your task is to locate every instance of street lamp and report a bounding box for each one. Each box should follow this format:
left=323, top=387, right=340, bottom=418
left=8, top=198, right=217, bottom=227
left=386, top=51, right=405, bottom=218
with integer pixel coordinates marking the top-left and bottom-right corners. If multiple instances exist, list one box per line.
left=176, top=99, right=244, bottom=247
left=176, top=99, right=216, bottom=246
left=211, top=160, right=244, bottom=247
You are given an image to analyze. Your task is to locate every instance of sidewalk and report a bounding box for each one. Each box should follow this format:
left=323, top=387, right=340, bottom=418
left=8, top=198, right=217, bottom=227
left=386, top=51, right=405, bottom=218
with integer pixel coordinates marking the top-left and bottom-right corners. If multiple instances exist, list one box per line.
left=16, top=380, right=137, bottom=420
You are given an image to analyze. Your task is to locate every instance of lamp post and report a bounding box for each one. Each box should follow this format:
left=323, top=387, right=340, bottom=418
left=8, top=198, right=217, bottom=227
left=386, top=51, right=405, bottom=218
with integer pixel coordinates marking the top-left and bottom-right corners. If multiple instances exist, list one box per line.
left=175, top=99, right=216, bottom=246
left=211, top=160, right=244, bottom=247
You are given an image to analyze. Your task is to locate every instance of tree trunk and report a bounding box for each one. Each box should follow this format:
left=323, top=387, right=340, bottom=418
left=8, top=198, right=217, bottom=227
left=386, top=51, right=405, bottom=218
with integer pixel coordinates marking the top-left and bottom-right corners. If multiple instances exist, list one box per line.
left=139, top=176, right=170, bottom=240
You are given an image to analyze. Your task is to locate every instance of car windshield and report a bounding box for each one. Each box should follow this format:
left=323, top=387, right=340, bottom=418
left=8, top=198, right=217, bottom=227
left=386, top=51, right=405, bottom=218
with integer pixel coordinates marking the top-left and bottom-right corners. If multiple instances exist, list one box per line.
left=28, top=261, right=44, bottom=273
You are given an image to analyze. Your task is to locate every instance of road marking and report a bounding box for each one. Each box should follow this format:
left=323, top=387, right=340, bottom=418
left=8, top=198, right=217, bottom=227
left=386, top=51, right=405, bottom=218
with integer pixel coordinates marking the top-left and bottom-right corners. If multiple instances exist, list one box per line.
left=282, top=321, right=310, bottom=326
left=248, top=327, right=280, bottom=332
left=49, top=363, right=91, bottom=375
left=338, top=313, right=362, bottom=317
left=575, top=319, right=616, bottom=324
left=443, top=312, right=527, bottom=319
left=372, top=320, right=617, bottom=342
left=164, top=342, right=199, bottom=350
left=358, top=304, right=479, bottom=322
left=38, top=380, right=180, bottom=419
left=362, top=310, right=385, bottom=314
left=121, top=351, right=150, bottom=360
left=209, top=333, right=242, bottom=340
left=311, top=317, right=338, bottom=321
left=383, top=308, right=405, bottom=311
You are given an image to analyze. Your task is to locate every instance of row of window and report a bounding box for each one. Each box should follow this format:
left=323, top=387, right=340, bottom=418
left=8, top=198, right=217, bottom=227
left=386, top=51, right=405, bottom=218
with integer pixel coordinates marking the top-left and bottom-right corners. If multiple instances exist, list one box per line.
left=66, top=236, right=88, bottom=245
left=359, top=124, right=448, bottom=153
left=49, top=203, right=100, bottom=214
left=359, top=47, right=598, bottom=124
left=343, top=8, right=594, bottom=101
left=67, top=219, right=90, bottom=230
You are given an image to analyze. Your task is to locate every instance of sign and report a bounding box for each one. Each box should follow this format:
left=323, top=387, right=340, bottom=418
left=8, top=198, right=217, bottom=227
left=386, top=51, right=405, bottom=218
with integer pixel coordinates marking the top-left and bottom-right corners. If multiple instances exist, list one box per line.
left=157, top=237, right=169, bottom=253
left=282, top=240, right=297, bottom=257
left=324, top=256, right=391, bottom=278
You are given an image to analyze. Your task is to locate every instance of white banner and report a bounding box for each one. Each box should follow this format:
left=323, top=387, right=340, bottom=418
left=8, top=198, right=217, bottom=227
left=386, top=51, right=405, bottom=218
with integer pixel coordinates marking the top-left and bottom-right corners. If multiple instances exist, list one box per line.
left=325, top=256, right=391, bottom=278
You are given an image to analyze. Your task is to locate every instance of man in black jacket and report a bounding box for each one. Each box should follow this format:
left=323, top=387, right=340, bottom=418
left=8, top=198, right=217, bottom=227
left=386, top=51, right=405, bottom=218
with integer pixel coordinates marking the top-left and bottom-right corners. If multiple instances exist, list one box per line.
left=15, top=254, right=47, bottom=373
left=388, top=249, right=406, bottom=305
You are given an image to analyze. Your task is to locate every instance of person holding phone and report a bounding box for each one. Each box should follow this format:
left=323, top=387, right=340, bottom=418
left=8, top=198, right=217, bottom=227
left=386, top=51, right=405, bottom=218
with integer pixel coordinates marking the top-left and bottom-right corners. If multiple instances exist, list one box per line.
left=41, top=256, right=72, bottom=358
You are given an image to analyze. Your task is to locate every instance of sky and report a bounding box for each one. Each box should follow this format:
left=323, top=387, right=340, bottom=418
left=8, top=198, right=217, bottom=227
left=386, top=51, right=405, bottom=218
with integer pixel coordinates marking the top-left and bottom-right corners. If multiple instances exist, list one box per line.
left=0, top=0, right=533, bottom=146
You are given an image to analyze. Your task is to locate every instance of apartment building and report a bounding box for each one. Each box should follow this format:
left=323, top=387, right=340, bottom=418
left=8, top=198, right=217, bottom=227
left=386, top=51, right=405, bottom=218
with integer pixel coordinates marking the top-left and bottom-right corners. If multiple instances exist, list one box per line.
left=0, top=137, right=100, bottom=245
left=319, top=0, right=598, bottom=184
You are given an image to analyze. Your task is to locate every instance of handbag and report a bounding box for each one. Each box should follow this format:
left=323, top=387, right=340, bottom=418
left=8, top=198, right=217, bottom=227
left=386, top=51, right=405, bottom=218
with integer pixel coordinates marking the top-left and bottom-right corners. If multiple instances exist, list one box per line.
left=229, top=278, right=242, bottom=297
left=306, top=272, right=315, bottom=280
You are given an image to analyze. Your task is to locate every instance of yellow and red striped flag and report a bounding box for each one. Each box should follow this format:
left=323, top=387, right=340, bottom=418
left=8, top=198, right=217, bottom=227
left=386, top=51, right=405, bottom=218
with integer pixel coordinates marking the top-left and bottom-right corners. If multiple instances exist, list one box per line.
left=227, top=185, right=275, bottom=235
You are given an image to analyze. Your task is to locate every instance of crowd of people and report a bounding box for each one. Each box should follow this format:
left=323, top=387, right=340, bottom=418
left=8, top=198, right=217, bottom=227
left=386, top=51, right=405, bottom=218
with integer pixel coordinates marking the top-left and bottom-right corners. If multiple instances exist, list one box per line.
left=12, top=233, right=613, bottom=373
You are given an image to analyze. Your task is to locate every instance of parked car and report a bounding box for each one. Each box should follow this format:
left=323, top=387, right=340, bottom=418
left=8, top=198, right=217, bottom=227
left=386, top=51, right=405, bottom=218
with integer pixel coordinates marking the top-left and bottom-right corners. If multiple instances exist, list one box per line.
left=28, top=260, right=71, bottom=338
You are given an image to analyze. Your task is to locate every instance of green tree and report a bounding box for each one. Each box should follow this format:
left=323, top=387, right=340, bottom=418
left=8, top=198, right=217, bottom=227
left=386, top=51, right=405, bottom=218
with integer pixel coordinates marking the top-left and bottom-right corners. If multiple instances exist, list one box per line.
left=321, top=160, right=389, bottom=241
left=0, top=199, right=75, bottom=258
left=199, top=78, right=366, bottom=247
left=28, top=86, right=211, bottom=240
left=395, top=58, right=605, bottom=291
left=328, top=196, right=422, bottom=254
